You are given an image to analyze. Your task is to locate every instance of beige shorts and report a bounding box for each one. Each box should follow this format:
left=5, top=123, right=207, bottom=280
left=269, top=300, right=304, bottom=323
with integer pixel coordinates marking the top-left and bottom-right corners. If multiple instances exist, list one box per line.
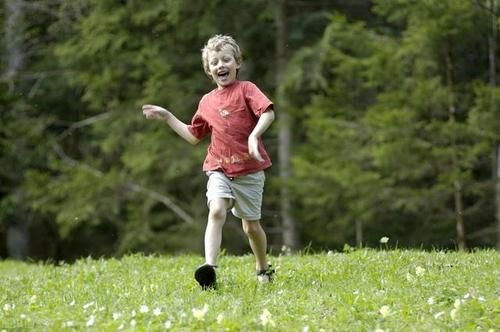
left=206, top=170, right=265, bottom=220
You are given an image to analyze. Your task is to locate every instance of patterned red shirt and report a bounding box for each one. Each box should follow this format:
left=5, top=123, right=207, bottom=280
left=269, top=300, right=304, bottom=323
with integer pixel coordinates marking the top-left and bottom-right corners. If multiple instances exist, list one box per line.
left=188, top=80, right=273, bottom=177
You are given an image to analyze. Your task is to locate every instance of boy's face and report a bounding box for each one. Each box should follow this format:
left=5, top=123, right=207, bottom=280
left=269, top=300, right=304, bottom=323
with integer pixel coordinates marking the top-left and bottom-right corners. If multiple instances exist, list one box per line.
left=207, top=45, right=240, bottom=88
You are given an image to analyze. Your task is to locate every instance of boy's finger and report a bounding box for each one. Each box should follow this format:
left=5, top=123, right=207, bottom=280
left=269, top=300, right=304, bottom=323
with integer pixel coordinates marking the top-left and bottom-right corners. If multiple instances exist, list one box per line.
left=142, top=105, right=161, bottom=112
left=251, top=151, right=264, bottom=162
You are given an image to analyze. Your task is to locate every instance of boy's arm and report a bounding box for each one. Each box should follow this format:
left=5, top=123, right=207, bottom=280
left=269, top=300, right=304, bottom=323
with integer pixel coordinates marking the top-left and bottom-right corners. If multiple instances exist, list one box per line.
left=248, top=108, right=275, bottom=162
left=142, top=104, right=200, bottom=145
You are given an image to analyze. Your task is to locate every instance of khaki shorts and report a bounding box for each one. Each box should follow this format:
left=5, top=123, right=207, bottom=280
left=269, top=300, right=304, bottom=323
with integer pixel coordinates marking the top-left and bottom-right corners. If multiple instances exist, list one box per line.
left=206, top=171, right=265, bottom=220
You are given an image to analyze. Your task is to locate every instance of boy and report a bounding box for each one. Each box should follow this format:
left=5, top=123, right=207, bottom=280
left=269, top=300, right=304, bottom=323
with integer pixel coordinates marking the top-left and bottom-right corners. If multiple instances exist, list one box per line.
left=142, top=35, right=275, bottom=290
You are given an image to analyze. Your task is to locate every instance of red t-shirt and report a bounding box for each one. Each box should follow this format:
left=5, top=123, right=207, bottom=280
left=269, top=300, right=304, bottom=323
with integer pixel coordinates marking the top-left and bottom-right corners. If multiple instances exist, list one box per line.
left=188, top=80, right=273, bottom=177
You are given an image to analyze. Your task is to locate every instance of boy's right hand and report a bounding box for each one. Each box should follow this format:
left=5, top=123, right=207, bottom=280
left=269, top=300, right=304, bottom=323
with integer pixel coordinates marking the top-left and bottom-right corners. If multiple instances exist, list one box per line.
left=142, top=104, right=171, bottom=121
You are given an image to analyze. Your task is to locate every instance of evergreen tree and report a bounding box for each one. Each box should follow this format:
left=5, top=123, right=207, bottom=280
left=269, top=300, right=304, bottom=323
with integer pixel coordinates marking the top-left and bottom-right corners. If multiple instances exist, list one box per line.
left=285, top=0, right=496, bottom=249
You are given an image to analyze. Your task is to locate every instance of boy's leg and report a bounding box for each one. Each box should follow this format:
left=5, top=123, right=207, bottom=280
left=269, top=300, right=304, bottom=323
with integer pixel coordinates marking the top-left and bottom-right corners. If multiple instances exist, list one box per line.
left=204, top=197, right=231, bottom=266
left=241, top=219, right=268, bottom=271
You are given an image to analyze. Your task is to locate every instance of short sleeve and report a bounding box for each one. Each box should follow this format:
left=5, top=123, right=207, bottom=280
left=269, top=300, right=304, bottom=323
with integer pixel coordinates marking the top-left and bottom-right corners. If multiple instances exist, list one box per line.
left=243, top=82, right=274, bottom=117
left=187, top=109, right=210, bottom=140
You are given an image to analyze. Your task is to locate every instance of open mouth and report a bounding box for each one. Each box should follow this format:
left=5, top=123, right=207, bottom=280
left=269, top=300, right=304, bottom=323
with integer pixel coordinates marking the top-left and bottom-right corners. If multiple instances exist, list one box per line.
left=217, top=71, right=229, bottom=80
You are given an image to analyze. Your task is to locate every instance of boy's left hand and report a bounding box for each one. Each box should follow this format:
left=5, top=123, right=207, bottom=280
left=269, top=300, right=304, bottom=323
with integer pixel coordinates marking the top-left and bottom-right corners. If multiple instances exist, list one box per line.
left=248, top=135, right=264, bottom=162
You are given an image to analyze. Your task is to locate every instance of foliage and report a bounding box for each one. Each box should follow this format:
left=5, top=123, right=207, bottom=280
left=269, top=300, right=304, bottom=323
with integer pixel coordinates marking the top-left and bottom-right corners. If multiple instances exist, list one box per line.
left=1, top=0, right=498, bottom=258
left=4, top=0, right=278, bottom=257
left=284, top=0, right=498, bottom=249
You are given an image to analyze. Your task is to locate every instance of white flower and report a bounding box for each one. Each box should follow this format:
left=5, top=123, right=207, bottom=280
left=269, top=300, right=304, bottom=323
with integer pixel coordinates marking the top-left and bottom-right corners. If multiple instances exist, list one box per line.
left=216, top=313, right=224, bottom=324
left=139, top=305, right=149, bottom=313
left=427, top=297, right=435, bottom=305
left=379, top=237, right=389, bottom=244
left=153, top=308, right=162, bottom=316
left=29, top=295, right=37, bottom=304
left=260, top=308, right=276, bottom=327
left=62, top=321, right=74, bottom=328
left=86, top=315, right=95, bottom=327
left=192, top=304, right=209, bottom=321
left=3, top=304, right=12, bottom=311
left=112, top=312, right=122, bottom=320
left=164, top=320, right=172, bottom=329
left=415, top=266, right=426, bottom=276
left=450, top=308, right=458, bottom=320
left=434, top=311, right=445, bottom=319
left=130, top=319, right=136, bottom=327
left=449, top=299, right=462, bottom=320
left=130, top=310, right=136, bottom=317
left=374, top=329, right=385, bottom=332
left=303, top=326, right=310, bottom=332
left=117, top=323, right=124, bottom=331
left=20, top=314, right=27, bottom=320
left=83, top=301, right=95, bottom=310
left=379, top=305, right=390, bottom=318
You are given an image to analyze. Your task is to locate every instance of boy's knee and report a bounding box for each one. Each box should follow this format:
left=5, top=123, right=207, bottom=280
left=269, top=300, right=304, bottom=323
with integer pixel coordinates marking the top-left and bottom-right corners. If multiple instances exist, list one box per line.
left=209, top=207, right=226, bottom=222
left=208, top=200, right=228, bottom=222
left=242, top=220, right=261, bottom=235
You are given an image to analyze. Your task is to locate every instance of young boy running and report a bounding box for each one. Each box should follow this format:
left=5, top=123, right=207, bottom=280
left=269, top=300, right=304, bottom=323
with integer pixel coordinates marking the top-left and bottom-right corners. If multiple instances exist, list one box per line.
left=142, top=34, right=275, bottom=290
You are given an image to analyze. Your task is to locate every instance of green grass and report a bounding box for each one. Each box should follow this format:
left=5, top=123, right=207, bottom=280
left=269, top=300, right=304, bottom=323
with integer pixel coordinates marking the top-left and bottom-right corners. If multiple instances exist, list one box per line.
left=1, top=249, right=499, bottom=331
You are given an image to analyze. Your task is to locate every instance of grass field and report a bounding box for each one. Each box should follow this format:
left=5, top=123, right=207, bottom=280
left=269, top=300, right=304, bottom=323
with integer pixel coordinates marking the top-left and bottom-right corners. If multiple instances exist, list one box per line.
left=0, top=249, right=499, bottom=331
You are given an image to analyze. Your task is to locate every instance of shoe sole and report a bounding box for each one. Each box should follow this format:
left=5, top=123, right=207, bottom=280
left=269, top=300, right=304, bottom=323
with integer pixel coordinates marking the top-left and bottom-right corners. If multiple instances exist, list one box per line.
left=194, top=265, right=216, bottom=290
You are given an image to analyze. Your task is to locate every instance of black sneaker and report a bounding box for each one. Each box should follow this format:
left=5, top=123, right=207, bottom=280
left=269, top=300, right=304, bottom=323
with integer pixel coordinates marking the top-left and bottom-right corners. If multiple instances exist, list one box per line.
left=256, top=265, right=275, bottom=283
left=194, top=264, right=217, bottom=290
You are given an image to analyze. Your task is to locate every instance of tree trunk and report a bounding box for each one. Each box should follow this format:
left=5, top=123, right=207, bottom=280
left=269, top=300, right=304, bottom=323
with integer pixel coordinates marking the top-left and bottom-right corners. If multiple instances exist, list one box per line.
left=487, top=0, right=500, bottom=249
left=274, top=0, right=299, bottom=249
left=4, top=0, right=29, bottom=259
left=453, top=179, right=466, bottom=250
left=355, top=219, right=363, bottom=247
left=4, top=0, right=24, bottom=91
left=496, top=143, right=500, bottom=249
left=445, top=46, right=466, bottom=250
left=6, top=221, right=29, bottom=260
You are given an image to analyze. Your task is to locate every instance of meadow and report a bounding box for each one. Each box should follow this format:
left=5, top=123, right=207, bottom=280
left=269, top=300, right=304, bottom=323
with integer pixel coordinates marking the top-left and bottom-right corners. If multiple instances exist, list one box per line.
left=0, top=249, right=499, bottom=331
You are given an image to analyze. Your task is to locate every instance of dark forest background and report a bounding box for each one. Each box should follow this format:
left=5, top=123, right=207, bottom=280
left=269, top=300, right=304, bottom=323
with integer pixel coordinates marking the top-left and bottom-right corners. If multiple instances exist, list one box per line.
left=1, top=0, right=499, bottom=261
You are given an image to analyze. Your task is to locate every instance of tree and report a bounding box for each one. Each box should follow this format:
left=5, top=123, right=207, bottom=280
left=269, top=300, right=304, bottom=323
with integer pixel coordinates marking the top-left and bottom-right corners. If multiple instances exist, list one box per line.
left=1, top=0, right=88, bottom=259
left=2, top=0, right=29, bottom=259
left=283, top=14, right=388, bottom=248
left=273, top=0, right=300, bottom=249
left=283, top=0, right=496, bottom=249
left=19, top=0, right=281, bottom=257
left=2, top=0, right=497, bottom=258
left=474, top=0, right=500, bottom=248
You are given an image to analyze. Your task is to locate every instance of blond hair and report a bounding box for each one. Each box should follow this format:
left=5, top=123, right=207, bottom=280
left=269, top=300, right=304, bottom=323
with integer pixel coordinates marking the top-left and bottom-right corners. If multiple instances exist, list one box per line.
left=201, top=35, right=242, bottom=77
